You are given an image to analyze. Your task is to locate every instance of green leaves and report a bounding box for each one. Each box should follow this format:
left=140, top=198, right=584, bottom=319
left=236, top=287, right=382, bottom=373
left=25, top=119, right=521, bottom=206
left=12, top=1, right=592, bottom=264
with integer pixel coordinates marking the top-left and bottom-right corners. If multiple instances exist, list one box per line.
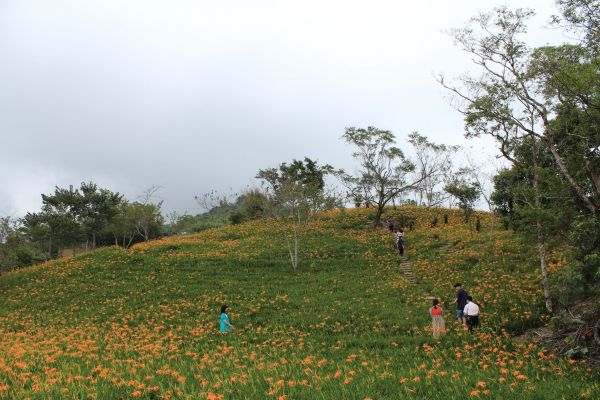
left=444, top=178, right=480, bottom=223
left=256, top=158, right=341, bottom=272
left=341, top=126, right=428, bottom=225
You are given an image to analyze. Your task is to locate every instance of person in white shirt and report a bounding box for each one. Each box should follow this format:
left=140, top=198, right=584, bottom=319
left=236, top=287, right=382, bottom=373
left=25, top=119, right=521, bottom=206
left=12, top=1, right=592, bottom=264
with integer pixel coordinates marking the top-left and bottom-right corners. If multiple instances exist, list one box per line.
left=463, top=296, right=480, bottom=332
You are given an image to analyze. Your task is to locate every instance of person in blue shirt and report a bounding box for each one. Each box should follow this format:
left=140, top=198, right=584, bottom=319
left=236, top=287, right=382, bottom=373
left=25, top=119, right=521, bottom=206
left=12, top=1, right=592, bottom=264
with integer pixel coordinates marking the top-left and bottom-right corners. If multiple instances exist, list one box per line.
left=220, top=304, right=233, bottom=333
left=452, top=283, right=469, bottom=327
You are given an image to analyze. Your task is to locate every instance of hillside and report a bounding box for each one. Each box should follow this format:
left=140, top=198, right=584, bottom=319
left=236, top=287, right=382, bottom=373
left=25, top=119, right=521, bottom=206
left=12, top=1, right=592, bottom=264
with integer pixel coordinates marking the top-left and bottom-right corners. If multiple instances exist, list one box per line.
left=0, top=206, right=597, bottom=399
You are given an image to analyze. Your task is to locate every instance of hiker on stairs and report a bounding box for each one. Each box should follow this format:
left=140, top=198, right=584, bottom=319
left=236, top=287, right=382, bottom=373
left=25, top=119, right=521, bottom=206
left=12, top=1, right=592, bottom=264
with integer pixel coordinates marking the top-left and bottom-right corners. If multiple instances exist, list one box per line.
left=393, top=229, right=405, bottom=257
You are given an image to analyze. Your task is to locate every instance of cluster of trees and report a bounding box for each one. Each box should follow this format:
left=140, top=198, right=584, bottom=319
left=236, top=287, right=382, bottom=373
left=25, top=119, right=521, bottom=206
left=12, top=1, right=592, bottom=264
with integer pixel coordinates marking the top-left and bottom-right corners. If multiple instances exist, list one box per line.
left=338, top=128, right=481, bottom=226
left=188, top=128, right=477, bottom=234
left=440, top=0, right=600, bottom=310
left=0, top=183, right=164, bottom=274
left=181, top=132, right=480, bottom=274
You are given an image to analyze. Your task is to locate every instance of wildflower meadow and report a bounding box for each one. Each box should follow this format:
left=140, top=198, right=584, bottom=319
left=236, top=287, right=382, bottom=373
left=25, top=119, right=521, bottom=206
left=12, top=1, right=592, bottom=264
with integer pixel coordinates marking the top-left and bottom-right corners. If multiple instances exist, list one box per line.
left=0, top=207, right=597, bottom=399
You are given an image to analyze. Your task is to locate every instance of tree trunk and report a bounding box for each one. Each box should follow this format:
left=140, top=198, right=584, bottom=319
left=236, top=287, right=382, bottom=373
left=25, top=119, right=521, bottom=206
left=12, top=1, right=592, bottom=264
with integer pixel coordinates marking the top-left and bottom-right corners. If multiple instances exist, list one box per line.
left=294, top=228, right=299, bottom=273
left=585, top=158, right=600, bottom=198
left=285, top=234, right=297, bottom=273
left=545, top=131, right=597, bottom=215
left=126, top=234, right=135, bottom=249
left=293, top=209, right=301, bottom=273
left=373, top=203, right=384, bottom=227
left=536, top=230, right=553, bottom=313
left=489, top=209, right=495, bottom=242
left=533, top=140, right=554, bottom=314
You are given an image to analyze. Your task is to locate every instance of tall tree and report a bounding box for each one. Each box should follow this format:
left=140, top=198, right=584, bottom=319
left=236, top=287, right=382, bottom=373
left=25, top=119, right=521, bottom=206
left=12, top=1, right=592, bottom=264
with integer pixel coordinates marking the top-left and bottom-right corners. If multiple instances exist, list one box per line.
left=492, top=137, right=578, bottom=310
left=131, top=202, right=164, bottom=242
left=107, top=202, right=138, bottom=248
left=441, top=3, right=600, bottom=311
left=340, top=127, right=426, bottom=227
left=465, top=156, right=504, bottom=240
left=444, top=172, right=481, bottom=224
left=79, top=182, right=123, bottom=249
left=38, top=185, right=84, bottom=255
left=22, top=211, right=54, bottom=259
left=257, top=158, right=339, bottom=273
left=408, top=132, right=459, bottom=207
left=439, top=6, right=599, bottom=215
left=133, top=186, right=165, bottom=242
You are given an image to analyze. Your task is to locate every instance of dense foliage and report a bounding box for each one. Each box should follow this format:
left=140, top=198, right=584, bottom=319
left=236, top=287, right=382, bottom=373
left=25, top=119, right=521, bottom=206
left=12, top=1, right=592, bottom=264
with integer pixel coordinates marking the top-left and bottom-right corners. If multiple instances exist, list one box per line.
left=0, top=183, right=164, bottom=273
left=441, top=0, right=600, bottom=307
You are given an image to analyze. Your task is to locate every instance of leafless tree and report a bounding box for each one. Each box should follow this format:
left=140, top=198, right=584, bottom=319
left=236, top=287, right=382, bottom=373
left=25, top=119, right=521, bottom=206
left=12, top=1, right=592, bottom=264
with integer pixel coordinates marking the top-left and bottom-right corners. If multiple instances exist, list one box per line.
left=409, top=132, right=460, bottom=207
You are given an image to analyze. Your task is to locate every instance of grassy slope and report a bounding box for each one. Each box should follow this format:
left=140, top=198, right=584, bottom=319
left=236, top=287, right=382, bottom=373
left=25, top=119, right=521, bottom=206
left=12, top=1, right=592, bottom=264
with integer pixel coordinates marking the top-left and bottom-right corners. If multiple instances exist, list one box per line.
left=0, top=206, right=597, bottom=399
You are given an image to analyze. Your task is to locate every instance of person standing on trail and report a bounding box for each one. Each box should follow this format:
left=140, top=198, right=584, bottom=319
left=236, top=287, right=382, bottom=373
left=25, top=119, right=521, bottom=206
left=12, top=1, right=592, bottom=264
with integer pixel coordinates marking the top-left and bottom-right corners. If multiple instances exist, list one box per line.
left=394, top=229, right=405, bottom=257
left=463, top=296, right=480, bottom=332
left=452, top=283, right=468, bottom=326
left=220, top=304, right=233, bottom=334
left=429, top=298, right=446, bottom=339
left=386, top=217, right=394, bottom=231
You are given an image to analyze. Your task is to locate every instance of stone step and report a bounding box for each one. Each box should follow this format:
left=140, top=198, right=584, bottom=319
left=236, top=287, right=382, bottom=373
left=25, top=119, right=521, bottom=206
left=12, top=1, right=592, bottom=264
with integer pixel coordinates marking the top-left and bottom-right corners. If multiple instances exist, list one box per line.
left=398, top=256, right=417, bottom=284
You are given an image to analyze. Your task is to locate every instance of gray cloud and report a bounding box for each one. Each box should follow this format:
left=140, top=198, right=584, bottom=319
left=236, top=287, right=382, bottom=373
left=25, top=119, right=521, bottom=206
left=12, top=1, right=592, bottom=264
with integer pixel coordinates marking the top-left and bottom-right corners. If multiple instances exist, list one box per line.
left=0, top=0, right=561, bottom=216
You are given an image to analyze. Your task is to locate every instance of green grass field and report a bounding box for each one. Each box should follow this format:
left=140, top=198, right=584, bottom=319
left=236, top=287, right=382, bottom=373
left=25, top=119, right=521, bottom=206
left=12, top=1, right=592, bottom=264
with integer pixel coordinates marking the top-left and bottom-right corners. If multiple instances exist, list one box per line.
left=0, top=206, right=597, bottom=399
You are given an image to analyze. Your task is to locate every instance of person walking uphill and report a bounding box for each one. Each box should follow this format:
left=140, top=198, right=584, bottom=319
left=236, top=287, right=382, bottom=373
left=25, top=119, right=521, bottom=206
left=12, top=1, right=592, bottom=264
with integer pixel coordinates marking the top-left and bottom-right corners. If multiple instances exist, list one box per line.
left=220, top=305, right=233, bottom=334
left=394, top=229, right=405, bottom=257
left=452, top=283, right=468, bottom=326
left=386, top=217, right=394, bottom=232
left=429, top=298, right=446, bottom=339
left=463, top=296, right=480, bottom=333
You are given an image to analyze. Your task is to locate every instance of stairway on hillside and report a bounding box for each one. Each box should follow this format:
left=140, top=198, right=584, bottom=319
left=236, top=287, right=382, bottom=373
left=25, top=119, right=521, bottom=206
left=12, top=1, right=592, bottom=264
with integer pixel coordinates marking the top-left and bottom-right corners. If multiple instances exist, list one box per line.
left=398, top=256, right=417, bottom=284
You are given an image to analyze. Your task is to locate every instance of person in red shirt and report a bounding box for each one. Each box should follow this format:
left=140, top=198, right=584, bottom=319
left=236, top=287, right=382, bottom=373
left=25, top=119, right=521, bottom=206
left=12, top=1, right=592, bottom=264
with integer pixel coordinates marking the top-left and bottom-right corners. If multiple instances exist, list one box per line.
left=429, top=298, right=446, bottom=339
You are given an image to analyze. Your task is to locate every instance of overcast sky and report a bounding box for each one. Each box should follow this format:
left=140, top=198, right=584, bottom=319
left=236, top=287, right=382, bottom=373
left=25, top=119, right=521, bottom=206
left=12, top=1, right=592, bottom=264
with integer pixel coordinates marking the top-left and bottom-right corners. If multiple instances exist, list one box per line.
left=0, top=0, right=565, bottom=217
